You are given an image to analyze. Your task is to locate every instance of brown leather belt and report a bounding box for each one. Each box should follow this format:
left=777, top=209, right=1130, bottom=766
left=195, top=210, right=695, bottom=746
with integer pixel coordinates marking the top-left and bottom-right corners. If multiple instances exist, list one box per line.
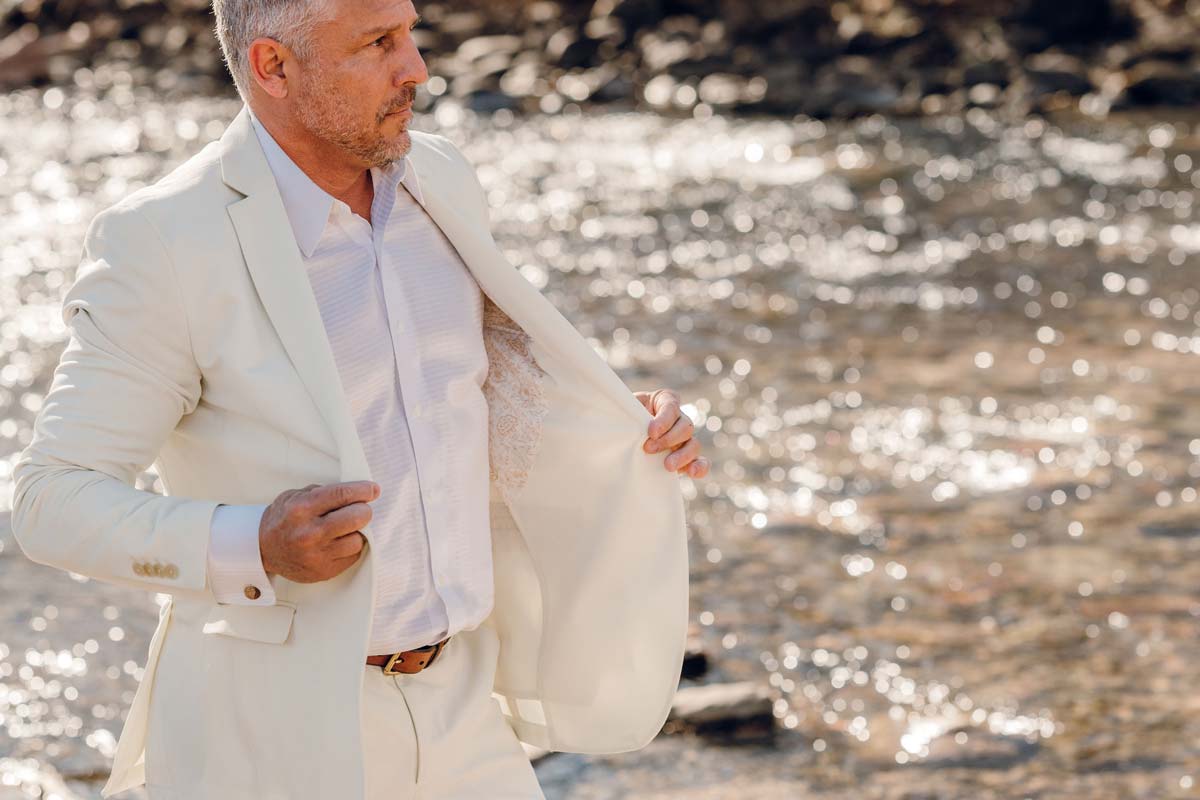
left=366, top=636, right=451, bottom=675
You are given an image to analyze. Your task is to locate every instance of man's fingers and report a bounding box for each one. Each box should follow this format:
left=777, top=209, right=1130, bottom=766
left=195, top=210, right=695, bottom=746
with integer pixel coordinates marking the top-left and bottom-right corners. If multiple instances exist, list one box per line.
left=328, top=530, right=368, bottom=559
left=646, top=390, right=681, bottom=439
left=663, top=437, right=701, bottom=472
left=312, top=499, right=374, bottom=540
left=302, top=480, right=380, bottom=517
left=645, top=413, right=694, bottom=453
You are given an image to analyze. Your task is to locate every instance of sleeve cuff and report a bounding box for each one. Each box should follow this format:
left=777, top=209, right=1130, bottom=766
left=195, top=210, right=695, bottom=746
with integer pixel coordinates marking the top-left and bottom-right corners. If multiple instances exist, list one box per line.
left=207, top=503, right=276, bottom=605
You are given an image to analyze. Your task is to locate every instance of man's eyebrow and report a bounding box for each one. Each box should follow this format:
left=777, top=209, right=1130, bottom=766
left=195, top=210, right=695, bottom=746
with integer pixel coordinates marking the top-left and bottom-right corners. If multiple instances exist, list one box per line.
left=359, top=15, right=422, bottom=38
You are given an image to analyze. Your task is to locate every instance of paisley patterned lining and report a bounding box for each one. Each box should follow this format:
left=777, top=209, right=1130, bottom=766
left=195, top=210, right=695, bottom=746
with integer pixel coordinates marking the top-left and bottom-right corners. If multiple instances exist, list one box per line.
left=481, top=295, right=550, bottom=506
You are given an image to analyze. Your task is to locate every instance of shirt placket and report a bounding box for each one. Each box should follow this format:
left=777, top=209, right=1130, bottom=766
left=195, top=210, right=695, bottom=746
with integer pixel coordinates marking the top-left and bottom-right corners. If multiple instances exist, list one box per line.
left=372, top=183, right=458, bottom=633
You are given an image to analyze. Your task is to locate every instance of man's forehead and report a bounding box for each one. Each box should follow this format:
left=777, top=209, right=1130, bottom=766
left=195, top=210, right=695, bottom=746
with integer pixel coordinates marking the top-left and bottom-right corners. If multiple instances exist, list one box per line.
left=327, top=0, right=418, bottom=35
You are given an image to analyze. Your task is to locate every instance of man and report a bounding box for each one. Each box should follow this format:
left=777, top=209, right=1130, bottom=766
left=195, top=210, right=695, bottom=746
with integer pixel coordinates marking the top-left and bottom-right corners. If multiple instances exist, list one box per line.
left=10, top=0, right=709, bottom=798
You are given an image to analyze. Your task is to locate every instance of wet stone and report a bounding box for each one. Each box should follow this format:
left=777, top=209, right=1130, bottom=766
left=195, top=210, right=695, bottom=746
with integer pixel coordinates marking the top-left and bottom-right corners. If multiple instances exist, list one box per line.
left=668, top=681, right=775, bottom=732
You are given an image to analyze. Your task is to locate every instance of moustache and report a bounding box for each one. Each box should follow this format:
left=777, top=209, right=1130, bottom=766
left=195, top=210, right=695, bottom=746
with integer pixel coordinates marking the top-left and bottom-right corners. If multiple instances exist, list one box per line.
left=384, top=90, right=417, bottom=116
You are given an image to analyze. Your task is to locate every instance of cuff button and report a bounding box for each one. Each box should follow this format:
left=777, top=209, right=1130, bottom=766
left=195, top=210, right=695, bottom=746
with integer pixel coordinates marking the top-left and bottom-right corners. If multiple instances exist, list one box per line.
left=244, top=585, right=262, bottom=600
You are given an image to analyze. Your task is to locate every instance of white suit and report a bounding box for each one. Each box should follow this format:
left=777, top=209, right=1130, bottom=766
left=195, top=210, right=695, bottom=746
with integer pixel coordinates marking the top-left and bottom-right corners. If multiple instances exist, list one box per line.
left=10, top=104, right=690, bottom=799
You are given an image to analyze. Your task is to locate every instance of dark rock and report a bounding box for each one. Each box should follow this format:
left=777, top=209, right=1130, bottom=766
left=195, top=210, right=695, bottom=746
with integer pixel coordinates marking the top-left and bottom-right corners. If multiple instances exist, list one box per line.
left=667, top=54, right=728, bottom=81
left=717, top=0, right=823, bottom=40
left=962, top=59, right=1011, bottom=88
left=1026, top=68, right=1093, bottom=97
left=845, top=29, right=924, bottom=57
left=914, top=727, right=1041, bottom=770
left=797, top=62, right=903, bottom=118
left=668, top=681, right=774, bottom=731
left=546, top=27, right=601, bottom=70
left=911, top=67, right=956, bottom=97
left=744, top=62, right=806, bottom=114
left=1, top=0, right=1197, bottom=121
left=463, top=89, right=521, bottom=113
left=1119, top=45, right=1194, bottom=71
left=1023, top=53, right=1094, bottom=96
left=896, top=28, right=960, bottom=69
left=1116, top=61, right=1200, bottom=107
left=1005, top=0, right=1138, bottom=45
left=1139, top=521, right=1200, bottom=538
left=680, top=634, right=709, bottom=679
left=0, top=18, right=96, bottom=87
left=589, top=66, right=635, bottom=102
left=591, top=0, right=663, bottom=32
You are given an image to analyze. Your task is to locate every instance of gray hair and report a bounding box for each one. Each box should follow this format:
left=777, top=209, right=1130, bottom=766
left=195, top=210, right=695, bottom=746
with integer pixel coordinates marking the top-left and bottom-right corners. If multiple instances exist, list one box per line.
left=211, top=0, right=333, bottom=101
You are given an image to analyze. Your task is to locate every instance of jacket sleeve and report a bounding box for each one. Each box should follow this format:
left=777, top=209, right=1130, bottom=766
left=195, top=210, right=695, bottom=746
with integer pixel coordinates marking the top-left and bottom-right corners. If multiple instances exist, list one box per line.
left=10, top=201, right=225, bottom=601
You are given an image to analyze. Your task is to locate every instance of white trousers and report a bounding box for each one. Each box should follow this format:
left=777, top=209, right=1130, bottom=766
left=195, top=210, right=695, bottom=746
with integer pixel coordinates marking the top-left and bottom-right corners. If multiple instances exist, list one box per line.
left=361, top=621, right=546, bottom=800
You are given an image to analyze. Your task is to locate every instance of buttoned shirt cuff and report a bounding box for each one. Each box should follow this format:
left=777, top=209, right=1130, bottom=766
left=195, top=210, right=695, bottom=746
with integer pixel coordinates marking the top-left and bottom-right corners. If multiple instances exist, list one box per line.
left=207, top=503, right=276, bottom=605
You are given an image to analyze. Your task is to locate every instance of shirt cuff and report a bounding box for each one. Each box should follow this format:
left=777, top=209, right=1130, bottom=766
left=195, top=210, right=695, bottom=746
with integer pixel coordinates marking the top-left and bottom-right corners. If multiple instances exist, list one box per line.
left=207, top=503, right=276, bottom=605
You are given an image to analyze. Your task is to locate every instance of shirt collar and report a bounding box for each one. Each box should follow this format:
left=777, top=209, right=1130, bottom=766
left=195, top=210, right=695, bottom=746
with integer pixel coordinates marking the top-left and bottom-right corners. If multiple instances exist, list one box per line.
left=245, top=104, right=424, bottom=258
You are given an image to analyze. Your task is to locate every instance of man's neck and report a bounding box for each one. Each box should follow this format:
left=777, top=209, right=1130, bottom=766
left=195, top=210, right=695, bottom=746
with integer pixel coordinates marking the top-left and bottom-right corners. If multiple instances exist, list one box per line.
left=250, top=103, right=373, bottom=220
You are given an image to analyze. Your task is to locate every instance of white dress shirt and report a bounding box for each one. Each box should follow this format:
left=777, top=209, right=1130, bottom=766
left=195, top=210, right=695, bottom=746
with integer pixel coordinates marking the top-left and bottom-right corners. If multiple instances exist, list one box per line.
left=206, top=108, right=495, bottom=655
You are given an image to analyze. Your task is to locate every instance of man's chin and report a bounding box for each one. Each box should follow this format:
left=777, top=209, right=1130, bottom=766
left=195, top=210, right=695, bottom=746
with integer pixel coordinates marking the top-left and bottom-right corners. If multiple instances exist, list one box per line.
left=367, top=133, right=411, bottom=168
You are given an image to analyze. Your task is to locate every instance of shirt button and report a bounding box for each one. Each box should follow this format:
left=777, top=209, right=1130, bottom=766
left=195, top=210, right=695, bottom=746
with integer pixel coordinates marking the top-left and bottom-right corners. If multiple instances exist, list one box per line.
left=244, top=585, right=262, bottom=600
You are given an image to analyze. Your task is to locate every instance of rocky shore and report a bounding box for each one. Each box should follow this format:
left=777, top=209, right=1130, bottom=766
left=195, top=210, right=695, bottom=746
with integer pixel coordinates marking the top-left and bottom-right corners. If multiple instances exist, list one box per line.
left=2, top=0, right=1199, bottom=118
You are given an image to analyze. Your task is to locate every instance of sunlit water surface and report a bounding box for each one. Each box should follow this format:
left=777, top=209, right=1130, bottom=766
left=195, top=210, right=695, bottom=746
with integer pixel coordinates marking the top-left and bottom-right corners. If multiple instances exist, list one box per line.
left=1, top=86, right=1199, bottom=799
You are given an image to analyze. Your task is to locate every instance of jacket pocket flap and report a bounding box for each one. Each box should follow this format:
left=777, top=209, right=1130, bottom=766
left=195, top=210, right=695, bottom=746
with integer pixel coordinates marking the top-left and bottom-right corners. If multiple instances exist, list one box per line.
left=202, top=601, right=296, bottom=644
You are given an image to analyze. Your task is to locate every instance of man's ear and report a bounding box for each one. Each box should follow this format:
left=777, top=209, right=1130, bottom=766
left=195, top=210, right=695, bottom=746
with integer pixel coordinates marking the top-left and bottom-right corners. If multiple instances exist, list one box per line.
left=247, top=37, right=293, bottom=100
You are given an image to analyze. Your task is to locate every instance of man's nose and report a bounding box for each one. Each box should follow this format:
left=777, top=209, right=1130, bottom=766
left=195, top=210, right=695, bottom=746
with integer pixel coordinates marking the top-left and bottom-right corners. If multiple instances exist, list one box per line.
left=398, top=44, right=429, bottom=88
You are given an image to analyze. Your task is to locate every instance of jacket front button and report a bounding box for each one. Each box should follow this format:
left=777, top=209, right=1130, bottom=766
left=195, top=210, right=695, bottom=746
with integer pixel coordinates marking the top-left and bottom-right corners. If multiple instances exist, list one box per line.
left=165, top=564, right=179, bottom=579
left=244, top=585, right=262, bottom=600
left=133, top=563, right=146, bottom=576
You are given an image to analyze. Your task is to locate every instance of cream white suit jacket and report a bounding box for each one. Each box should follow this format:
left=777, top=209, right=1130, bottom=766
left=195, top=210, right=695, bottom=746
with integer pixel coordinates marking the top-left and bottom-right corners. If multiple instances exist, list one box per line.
left=10, top=104, right=690, bottom=799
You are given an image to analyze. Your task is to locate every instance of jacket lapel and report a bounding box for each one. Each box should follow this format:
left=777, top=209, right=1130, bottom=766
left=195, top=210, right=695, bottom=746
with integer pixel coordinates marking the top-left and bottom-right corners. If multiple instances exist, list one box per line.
left=406, top=146, right=651, bottom=428
left=215, top=102, right=649, bottom=490
left=217, top=105, right=371, bottom=483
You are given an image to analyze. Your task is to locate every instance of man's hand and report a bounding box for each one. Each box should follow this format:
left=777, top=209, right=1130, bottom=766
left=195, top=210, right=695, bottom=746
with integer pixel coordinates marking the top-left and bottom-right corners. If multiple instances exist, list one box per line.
left=259, top=481, right=380, bottom=583
left=634, top=389, right=711, bottom=478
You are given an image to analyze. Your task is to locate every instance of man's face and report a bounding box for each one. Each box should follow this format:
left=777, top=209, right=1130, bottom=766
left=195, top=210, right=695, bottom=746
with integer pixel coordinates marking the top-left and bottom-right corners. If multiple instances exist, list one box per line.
left=289, top=0, right=428, bottom=169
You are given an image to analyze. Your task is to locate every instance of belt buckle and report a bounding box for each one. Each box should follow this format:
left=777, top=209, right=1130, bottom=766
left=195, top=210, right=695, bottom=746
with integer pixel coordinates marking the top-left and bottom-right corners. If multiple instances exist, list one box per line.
left=381, top=640, right=446, bottom=675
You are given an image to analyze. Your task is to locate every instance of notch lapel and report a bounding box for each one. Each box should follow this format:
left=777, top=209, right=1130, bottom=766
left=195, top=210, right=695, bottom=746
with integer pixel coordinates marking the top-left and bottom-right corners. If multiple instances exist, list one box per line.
left=217, top=105, right=372, bottom=484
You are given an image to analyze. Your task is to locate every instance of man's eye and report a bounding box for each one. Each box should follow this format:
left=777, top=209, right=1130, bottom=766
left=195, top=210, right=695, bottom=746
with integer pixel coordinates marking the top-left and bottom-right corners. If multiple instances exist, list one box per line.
left=370, top=35, right=388, bottom=47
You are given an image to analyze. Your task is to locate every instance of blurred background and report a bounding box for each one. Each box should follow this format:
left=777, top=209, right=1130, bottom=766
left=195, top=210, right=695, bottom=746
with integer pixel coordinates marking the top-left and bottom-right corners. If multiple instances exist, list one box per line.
left=2, top=1, right=1200, bottom=798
